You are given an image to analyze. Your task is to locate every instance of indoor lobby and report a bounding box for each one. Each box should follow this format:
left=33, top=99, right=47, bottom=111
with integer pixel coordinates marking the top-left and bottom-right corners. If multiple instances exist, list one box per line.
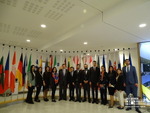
left=0, top=0, right=150, bottom=113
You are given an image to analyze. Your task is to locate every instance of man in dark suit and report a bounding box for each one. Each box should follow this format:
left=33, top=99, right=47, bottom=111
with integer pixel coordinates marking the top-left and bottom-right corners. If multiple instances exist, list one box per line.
left=123, top=59, right=141, bottom=113
left=58, top=64, right=69, bottom=101
left=90, top=61, right=100, bottom=104
left=82, top=64, right=91, bottom=103
left=68, top=67, right=75, bottom=101
left=74, top=64, right=83, bottom=102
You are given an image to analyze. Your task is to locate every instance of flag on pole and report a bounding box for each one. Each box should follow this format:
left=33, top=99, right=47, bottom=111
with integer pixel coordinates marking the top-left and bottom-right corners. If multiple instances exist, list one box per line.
left=108, top=60, right=112, bottom=67
left=89, top=56, right=93, bottom=67
left=10, top=51, right=16, bottom=92
left=113, top=61, right=116, bottom=70
left=123, top=53, right=126, bottom=67
left=35, top=58, right=38, bottom=68
left=4, top=51, right=10, bottom=92
left=27, top=54, right=32, bottom=72
left=0, top=56, right=4, bottom=94
left=129, top=53, right=132, bottom=66
left=49, top=55, right=53, bottom=68
left=118, top=62, right=121, bottom=69
left=16, top=53, right=23, bottom=91
left=97, top=56, right=100, bottom=68
left=23, top=54, right=27, bottom=86
left=39, top=56, right=42, bottom=67
left=68, top=57, right=71, bottom=70
left=45, top=57, right=48, bottom=67
left=102, top=55, right=106, bottom=68
left=53, top=56, right=57, bottom=67
left=64, top=57, right=66, bottom=66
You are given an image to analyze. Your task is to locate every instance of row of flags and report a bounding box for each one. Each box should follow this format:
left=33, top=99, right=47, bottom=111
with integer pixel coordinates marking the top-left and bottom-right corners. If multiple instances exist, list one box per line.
left=0, top=52, right=32, bottom=94
left=0, top=50, right=132, bottom=94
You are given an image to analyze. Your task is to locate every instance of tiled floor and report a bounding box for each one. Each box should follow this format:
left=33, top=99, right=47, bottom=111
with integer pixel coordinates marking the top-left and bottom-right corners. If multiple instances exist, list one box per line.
left=0, top=100, right=149, bottom=113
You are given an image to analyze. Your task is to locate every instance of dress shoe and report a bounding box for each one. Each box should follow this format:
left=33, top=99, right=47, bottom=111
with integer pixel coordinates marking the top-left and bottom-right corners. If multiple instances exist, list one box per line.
left=126, top=107, right=132, bottom=111
left=35, top=99, right=40, bottom=102
left=52, top=99, right=56, bottom=102
left=118, top=107, right=124, bottom=110
left=59, top=98, right=62, bottom=101
left=96, top=101, right=99, bottom=104
left=92, top=101, right=95, bottom=104
left=88, top=100, right=91, bottom=103
left=82, top=99, right=86, bottom=102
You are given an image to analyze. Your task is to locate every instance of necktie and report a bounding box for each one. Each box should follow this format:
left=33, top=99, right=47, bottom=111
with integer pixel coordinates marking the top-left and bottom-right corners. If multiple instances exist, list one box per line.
left=85, top=70, right=87, bottom=74
left=127, top=66, right=129, bottom=73
left=63, top=69, right=65, bottom=76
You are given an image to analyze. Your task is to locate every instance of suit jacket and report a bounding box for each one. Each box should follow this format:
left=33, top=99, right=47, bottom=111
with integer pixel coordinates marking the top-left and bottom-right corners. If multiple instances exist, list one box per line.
left=27, top=71, right=36, bottom=86
left=35, top=71, right=43, bottom=86
left=68, top=71, right=75, bottom=84
left=89, top=67, right=100, bottom=83
left=123, top=66, right=138, bottom=85
left=58, top=69, right=69, bottom=85
left=82, top=69, right=90, bottom=83
left=115, top=75, right=125, bottom=91
left=73, top=70, right=83, bottom=84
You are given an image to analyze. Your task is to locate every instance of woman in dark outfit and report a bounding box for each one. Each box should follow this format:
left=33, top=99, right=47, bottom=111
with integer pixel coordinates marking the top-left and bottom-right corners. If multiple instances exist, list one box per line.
left=99, top=66, right=108, bottom=105
left=34, top=67, right=43, bottom=102
left=43, top=66, right=51, bottom=101
left=26, top=65, right=36, bottom=104
left=108, top=66, right=116, bottom=108
left=115, top=69, right=125, bottom=109
left=50, top=67, right=59, bottom=102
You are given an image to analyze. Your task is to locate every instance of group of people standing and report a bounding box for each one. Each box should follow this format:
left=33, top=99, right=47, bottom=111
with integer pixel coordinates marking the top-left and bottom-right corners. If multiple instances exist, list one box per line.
left=25, top=59, right=141, bottom=113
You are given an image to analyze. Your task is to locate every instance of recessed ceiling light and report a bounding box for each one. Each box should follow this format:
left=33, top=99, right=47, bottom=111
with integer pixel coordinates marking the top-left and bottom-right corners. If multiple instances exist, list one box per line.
left=60, top=49, right=63, bottom=52
left=84, top=42, right=88, bottom=45
left=114, top=48, right=117, bottom=51
left=41, top=24, right=46, bottom=28
left=83, top=9, right=87, bottom=13
left=139, top=23, right=147, bottom=28
left=26, top=39, right=30, bottom=42
left=87, top=53, right=90, bottom=56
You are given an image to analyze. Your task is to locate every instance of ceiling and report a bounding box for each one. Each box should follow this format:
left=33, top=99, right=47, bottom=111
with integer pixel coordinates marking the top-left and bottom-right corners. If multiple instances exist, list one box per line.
left=0, top=0, right=150, bottom=52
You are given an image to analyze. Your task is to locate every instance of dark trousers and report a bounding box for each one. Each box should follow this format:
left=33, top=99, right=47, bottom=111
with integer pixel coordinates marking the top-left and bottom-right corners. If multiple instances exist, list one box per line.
left=91, top=82, right=98, bottom=101
left=83, top=83, right=90, bottom=100
left=59, top=83, right=67, bottom=100
left=100, top=86, right=107, bottom=104
left=75, top=83, right=81, bottom=101
left=52, top=85, right=57, bottom=99
left=126, top=84, right=138, bottom=109
left=35, top=86, right=42, bottom=100
left=26, top=86, right=35, bottom=102
left=69, top=83, right=74, bottom=100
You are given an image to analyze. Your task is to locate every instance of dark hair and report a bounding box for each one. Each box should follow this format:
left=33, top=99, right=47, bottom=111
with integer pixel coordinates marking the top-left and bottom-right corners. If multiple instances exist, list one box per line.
left=70, top=66, right=74, bottom=70
left=45, top=66, right=50, bottom=72
left=93, top=61, right=96, bottom=63
left=62, top=64, right=65, bottom=66
left=52, top=67, right=57, bottom=73
left=38, top=67, right=42, bottom=74
left=116, top=68, right=122, bottom=75
left=108, top=66, right=114, bottom=73
left=30, top=65, right=35, bottom=80
left=125, top=59, right=129, bottom=61
left=101, top=65, right=106, bottom=71
left=77, top=64, right=80, bottom=66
